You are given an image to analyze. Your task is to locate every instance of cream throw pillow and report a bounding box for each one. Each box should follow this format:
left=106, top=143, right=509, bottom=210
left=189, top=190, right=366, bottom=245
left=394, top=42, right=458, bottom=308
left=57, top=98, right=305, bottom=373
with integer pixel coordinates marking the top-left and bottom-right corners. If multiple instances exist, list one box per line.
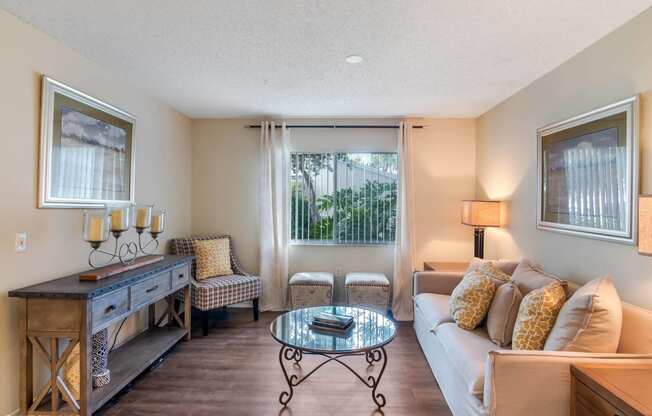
left=449, top=271, right=497, bottom=330
left=544, top=276, right=622, bottom=353
left=487, top=282, right=523, bottom=347
left=195, top=238, right=233, bottom=280
left=511, top=259, right=567, bottom=296
left=512, top=281, right=566, bottom=350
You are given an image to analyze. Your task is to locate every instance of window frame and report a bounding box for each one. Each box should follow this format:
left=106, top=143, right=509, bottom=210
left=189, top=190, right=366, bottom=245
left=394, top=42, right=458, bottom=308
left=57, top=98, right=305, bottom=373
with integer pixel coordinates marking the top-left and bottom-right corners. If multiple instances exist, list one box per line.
left=288, top=150, right=398, bottom=247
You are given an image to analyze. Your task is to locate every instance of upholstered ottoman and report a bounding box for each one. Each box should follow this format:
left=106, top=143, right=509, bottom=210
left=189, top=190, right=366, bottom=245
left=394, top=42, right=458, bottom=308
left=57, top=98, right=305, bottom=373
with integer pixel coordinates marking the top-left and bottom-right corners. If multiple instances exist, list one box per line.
left=289, top=272, right=334, bottom=309
left=345, top=272, right=390, bottom=313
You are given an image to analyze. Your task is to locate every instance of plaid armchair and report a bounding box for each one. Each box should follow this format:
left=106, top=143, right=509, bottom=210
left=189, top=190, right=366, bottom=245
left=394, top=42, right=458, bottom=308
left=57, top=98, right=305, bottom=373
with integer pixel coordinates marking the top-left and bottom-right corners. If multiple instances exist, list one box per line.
left=170, top=234, right=261, bottom=335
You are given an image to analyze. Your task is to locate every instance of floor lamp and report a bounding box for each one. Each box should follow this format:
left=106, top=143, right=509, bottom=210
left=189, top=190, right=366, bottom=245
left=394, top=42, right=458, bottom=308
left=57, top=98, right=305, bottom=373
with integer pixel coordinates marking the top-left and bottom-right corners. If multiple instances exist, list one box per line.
left=461, top=200, right=503, bottom=259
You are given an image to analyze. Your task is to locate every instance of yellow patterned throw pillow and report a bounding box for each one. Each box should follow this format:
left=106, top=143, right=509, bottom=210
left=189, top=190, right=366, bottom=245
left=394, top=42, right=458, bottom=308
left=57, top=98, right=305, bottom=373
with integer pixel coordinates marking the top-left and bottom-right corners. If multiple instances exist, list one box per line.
left=512, top=281, right=566, bottom=350
left=449, top=271, right=497, bottom=330
left=477, top=263, right=511, bottom=286
left=194, top=238, right=233, bottom=280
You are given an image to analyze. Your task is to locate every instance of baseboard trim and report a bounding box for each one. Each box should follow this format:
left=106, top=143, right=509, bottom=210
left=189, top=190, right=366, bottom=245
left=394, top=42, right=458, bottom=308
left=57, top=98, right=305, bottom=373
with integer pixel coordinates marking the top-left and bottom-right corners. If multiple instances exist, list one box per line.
left=6, top=408, right=19, bottom=416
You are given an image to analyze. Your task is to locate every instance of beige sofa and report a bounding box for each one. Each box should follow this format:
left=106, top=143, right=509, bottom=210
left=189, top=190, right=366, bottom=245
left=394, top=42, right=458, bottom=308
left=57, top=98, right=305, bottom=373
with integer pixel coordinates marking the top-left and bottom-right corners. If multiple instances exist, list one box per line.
left=413, top=265, right=652, bottom=416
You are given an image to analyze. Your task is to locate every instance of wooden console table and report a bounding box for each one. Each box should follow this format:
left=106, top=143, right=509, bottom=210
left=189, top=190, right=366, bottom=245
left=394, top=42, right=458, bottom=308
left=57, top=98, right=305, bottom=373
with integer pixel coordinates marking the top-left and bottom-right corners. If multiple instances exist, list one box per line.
left=9, top=255, right=194, bottom=416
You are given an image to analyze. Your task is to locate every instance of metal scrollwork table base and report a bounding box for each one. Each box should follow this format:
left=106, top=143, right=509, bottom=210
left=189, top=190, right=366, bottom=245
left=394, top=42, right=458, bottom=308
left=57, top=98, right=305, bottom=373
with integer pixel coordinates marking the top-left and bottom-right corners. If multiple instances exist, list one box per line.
left=269, top=306, right=396, bottom=410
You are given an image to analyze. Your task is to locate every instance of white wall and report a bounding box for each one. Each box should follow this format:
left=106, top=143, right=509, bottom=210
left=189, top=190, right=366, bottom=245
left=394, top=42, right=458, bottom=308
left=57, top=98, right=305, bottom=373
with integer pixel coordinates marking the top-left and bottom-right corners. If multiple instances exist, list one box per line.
left=476, top=7, right=652, bottom=308
left=0, top=9, right=192, bottom=414
left=191, top=118, right=476, bottom=303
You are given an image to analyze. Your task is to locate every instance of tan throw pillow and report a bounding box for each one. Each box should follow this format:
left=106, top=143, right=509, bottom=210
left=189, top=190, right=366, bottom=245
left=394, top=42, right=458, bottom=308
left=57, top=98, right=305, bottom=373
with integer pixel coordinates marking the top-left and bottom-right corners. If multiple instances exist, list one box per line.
left=511, top=259, right=567, bottom=296
left=194, top=239, right=233, bottom=280
left=449, top=271, right=497, bottom=330
left=544, top=276, right=622, bottom=353
left=466, top=257, right=518, bottom=276
left=487, top=282, right=523, bottom=347
left=512, top=281, right=566, bottom=350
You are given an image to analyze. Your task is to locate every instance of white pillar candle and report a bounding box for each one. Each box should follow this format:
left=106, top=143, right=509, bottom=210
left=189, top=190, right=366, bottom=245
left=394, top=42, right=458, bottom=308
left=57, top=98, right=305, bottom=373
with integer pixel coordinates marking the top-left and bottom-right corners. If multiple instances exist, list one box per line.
left=111, top=209, right=128, bottom=231
left=136, top=207, right=150, bottom=228
left=151, top=213, right=165, bottom=233
left=88, top=216, right=105, bottom=242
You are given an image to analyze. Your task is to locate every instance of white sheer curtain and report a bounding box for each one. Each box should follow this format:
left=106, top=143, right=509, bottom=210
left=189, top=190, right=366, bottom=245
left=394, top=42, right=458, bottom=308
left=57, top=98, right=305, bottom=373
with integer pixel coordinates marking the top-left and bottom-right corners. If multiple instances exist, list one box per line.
left=259, top=121, right=290, bottom=311
left=392, top=121, right=416, bottom=321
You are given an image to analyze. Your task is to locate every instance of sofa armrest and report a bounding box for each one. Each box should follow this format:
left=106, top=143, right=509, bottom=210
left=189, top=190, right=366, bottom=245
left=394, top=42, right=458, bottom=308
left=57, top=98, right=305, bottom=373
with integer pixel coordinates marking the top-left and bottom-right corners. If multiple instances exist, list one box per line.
left=413, top=271, right=465, bottom=296
left=484, top=350, right=652, bottom=416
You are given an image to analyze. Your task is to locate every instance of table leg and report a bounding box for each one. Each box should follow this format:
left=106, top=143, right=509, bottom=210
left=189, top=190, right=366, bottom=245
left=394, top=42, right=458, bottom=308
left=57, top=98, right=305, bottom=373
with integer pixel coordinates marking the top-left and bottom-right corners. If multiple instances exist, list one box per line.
left=276, top=345, right=388, bottom=409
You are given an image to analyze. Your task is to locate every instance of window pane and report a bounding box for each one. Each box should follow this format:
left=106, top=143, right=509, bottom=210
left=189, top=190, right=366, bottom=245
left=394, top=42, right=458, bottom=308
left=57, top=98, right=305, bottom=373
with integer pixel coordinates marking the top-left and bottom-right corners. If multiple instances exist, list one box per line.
left=290, top=152, right=397, bottom=245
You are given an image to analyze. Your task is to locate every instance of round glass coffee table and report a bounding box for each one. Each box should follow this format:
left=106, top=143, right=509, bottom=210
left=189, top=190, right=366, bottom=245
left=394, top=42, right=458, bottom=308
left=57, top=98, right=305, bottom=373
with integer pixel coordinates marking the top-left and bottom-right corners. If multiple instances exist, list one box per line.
left=269, top=306, right=396, bottom=409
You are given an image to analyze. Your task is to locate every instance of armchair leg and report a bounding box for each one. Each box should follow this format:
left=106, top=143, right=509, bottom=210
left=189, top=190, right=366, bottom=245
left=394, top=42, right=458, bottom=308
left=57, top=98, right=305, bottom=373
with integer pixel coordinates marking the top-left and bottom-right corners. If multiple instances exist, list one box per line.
left=201, top=310, right=209, bottom=336
left=253, top=298, right=260, bottom=321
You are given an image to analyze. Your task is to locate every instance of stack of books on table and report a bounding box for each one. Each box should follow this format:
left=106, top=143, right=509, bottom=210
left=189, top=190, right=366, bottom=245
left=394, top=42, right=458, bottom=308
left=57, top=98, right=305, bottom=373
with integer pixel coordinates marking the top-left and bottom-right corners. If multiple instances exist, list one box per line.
left=310, top=312, right=355, bottom=335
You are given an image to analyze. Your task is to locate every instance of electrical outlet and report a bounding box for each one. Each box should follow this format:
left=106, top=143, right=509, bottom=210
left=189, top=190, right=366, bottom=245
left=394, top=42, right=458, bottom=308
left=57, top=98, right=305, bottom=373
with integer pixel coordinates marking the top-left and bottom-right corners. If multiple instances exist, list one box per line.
left=335, top=267, right=343, bottom=277
left=15, top=232, right=27, bottom=253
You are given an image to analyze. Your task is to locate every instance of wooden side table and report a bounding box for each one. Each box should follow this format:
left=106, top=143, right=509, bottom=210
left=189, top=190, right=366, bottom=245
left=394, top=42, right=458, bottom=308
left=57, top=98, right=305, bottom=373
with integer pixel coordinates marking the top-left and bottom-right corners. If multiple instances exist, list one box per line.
left=423, top=261, right=469, bottom=273
left=571, top=364, right=652, bottom=416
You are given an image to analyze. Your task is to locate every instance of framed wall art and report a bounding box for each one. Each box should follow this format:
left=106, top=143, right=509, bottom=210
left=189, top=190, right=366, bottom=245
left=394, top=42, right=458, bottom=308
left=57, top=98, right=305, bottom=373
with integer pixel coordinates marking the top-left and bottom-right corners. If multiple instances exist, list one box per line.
left=537, top=96, right=639, bottom=244
left=39, top=76, right=136, bottom=208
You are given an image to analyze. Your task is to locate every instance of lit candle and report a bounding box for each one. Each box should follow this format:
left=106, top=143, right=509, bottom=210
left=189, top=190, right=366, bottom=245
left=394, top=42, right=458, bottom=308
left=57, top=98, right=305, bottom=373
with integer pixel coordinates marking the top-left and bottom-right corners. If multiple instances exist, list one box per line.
left=88, top=216, right=105, bottom=242
left=151, top=211, right=165, bottom=233
left=110, top=208, right=128, bottom=231
left=136, top=207, right=150, bottom=228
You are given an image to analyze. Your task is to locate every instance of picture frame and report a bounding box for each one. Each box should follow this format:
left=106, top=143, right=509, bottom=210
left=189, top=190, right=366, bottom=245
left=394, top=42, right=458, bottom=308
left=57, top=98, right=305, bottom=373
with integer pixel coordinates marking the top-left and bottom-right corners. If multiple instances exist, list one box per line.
left=38, top=76, right=136, bottom=208
left=537, top=96, right=639, bottom=244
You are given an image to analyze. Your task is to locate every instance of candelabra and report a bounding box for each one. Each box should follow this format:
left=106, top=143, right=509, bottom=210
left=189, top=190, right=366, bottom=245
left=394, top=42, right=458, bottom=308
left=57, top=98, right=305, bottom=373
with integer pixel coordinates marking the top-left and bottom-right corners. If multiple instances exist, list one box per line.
left=82, top=204, right=166, bottom=269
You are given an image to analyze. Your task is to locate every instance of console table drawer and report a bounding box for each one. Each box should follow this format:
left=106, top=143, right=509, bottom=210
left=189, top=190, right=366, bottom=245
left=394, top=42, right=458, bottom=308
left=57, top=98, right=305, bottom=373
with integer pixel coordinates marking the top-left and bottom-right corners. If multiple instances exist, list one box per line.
left=171, top=264, right=190, bottom=289
left=92, top=288, right=129, bottom=330
left=132, top=272, right=171, bottom=308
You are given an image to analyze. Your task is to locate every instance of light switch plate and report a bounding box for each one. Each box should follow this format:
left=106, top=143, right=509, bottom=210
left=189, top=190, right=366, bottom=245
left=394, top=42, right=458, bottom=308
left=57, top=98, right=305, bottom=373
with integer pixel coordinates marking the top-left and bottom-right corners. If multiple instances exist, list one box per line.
left=15, top=232, right=27, bottom=253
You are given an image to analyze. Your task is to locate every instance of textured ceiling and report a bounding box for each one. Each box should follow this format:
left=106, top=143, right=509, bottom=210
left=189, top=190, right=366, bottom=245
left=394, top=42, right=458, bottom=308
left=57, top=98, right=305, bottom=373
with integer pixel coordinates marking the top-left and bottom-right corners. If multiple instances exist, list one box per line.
left=1, top=1, right=651, bottom=118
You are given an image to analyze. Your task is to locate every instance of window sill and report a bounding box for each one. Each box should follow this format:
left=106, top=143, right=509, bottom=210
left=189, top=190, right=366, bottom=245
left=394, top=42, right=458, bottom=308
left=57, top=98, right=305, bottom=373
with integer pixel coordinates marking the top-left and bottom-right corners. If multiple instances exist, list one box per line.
left=289, top=241, right=395, bottom=247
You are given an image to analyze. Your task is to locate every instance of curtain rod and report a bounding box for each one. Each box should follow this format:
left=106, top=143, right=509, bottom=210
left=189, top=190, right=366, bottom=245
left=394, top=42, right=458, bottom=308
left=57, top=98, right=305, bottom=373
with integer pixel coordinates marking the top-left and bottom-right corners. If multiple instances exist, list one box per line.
left=245, top=124, right=424, bottom=129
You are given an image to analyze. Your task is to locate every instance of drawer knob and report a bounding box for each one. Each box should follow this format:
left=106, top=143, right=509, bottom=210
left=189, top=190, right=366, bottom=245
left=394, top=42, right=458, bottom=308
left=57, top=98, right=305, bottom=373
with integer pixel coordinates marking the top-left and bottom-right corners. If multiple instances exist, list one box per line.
left=146, top=285, right=159, bottom=293
left=105, top=304, right=117, bottom=314
left=178, top=273, right=185, bottom=279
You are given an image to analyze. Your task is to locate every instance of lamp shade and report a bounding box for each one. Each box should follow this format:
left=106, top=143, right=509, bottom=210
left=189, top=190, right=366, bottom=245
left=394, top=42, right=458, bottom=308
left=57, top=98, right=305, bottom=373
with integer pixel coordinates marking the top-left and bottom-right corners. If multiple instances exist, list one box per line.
left=461, top=200, right=502, bottom=227
left=639, top=195, right=652, bottom=255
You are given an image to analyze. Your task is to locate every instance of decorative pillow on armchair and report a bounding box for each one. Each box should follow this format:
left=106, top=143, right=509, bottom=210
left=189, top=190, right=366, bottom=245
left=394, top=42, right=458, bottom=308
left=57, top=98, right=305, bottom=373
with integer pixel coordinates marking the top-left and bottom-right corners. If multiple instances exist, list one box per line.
left=544, top=276, right=622, bottom=353
left=194, top=238, right=233, bottom=280
left=512, top=281, right=566, bottom=350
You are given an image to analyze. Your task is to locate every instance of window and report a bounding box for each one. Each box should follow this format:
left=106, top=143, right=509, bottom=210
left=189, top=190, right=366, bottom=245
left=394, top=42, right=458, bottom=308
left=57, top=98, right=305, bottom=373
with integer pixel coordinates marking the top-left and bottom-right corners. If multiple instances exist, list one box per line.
left=290, top=152, right=398, bottom=245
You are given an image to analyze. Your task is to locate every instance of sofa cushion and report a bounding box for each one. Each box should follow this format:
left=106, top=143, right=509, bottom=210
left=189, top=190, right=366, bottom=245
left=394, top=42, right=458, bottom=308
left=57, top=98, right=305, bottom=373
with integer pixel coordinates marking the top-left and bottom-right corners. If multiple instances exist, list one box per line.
left=415, top=293, right=453, bottom=329
left=544, top=276, right=622, bottom=353
left=487, top=282, right=523, bottom=347
left=449, top=271, right=497, bottom=330
left=512, top=281, right=566, bottom=350
left=434, top=323, right=506, bottom=396
left=511, top=259, right=566, bottom=295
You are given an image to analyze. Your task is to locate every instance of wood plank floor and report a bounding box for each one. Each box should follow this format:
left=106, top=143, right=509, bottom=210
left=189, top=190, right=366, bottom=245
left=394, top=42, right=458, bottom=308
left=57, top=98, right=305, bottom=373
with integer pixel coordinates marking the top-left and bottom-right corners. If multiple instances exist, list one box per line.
left=98, top=309, right=452, bottom=416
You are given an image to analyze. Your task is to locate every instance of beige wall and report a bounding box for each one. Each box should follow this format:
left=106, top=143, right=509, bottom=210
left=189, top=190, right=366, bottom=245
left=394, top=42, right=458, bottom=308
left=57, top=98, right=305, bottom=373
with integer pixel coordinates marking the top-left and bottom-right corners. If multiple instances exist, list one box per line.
left=0, top=9, right=192, bottom=414
left=191, top=118, right=476, bottom=302
left=476, top=8, right=652, bottom=308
